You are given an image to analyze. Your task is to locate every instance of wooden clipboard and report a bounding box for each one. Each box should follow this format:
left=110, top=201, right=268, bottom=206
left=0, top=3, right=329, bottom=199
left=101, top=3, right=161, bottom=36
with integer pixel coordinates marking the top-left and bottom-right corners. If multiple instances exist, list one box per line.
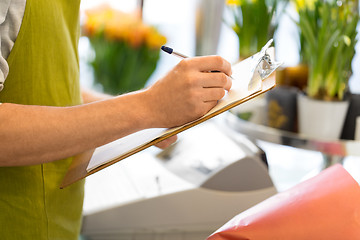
left=60, top=48, right=278, bottom=188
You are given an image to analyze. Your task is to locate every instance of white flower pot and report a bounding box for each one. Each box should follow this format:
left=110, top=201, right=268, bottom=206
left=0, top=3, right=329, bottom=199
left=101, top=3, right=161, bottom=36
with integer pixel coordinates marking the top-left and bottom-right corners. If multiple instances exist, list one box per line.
left=297, top=94, right=350, bottom=140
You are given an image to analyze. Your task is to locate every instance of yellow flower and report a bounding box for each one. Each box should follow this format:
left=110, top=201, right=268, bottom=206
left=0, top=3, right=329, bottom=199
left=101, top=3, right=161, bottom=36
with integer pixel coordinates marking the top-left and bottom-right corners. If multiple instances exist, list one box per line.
left=226, top=0, right=242, bottom=6
left=294, top=0, right=316, bottom=11
left=227, top=0, right=258, bottom=6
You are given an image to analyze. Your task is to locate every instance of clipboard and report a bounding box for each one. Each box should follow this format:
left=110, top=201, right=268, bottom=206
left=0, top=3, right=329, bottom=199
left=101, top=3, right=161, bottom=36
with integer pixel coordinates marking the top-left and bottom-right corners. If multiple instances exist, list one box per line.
left=60, top=41, right=281, bottom=188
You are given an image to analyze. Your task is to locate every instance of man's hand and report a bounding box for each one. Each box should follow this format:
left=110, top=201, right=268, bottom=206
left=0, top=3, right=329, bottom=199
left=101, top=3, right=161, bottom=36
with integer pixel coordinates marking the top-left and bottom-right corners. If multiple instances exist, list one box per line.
left=144, top=55, right=232, bottom=128
left=154, top=135, right=178, bottom=149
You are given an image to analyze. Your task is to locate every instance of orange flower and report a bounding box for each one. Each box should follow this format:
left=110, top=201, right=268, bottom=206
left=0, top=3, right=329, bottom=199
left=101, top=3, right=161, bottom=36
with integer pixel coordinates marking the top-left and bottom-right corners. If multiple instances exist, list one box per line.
left=83, top=5, right=166, bottom=49
left=145, top=28, right=167, bottom=49
left=83, top=5, right=115, bottom=36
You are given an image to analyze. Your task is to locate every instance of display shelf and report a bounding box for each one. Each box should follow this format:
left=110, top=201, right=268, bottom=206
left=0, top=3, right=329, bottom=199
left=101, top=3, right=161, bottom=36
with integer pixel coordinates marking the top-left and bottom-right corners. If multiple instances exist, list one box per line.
left=225, top=111, right=360, bottom=166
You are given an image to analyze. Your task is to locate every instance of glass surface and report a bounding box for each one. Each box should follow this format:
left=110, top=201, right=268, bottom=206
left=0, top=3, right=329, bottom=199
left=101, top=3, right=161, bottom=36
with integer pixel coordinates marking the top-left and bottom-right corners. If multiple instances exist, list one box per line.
left=226, top=111, right=360, bottom=157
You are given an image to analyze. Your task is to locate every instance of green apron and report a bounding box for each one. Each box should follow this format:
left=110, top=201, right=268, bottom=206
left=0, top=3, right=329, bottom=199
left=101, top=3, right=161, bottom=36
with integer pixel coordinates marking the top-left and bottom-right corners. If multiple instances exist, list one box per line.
left=0, top=1, right=84, bottom=239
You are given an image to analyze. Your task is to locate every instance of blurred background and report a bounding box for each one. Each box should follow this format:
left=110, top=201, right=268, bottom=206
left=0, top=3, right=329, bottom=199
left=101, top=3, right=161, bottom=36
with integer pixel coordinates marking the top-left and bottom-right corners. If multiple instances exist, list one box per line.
left=78, top=0, right=360, bottom=190
left=78, top=0, right=360, bottom=239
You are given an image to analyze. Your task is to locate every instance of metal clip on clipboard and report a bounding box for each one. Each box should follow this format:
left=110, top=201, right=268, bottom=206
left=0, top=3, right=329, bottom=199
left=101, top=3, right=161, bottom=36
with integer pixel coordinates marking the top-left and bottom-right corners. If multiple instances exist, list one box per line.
left=248, top=39, right=282, bottom=91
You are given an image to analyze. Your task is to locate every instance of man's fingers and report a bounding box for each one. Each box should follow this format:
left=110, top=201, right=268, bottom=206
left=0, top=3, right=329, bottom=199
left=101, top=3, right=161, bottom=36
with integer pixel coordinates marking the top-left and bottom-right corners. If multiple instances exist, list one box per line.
left=201, top=87, right=226, bottom=102
left=202, top=100, right=218, bottom=111
left=182, top=56, right=232, bottom=76
left=154, top=135, right=178, bottom=149
left=199, top=72, right=232, bottom=91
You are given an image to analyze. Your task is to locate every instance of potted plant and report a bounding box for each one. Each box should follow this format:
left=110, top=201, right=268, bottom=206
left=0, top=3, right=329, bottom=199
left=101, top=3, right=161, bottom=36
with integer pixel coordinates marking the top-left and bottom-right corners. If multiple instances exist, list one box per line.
left=294, top=0, right=359, bottom=139
left=226, top=0, right=290, bottom=128
left=225, top=0, right=285, bottom=59
left=82, top=5, right=166, bottom=95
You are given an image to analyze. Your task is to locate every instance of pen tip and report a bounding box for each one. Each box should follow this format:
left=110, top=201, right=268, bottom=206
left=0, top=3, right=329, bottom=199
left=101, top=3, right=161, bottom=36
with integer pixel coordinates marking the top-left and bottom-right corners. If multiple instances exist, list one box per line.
left=161, top=46, right=173, bottom=54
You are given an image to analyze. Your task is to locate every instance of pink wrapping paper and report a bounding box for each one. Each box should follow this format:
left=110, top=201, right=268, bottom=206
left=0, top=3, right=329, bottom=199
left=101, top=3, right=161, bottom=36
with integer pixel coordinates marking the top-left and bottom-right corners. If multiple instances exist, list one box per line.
left=207, top=164, right=360, bottom=240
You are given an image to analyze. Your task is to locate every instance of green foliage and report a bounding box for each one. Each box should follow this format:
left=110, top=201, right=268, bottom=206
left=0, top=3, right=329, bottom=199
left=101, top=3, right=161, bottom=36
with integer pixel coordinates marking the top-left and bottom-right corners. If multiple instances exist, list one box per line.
left=296, top=0, right=359, bottom=100
left=226, top=0, right=286, bottom=58
left=90, top=35, right=160, bottom=95
left=237, top=111, right=253, bottom=121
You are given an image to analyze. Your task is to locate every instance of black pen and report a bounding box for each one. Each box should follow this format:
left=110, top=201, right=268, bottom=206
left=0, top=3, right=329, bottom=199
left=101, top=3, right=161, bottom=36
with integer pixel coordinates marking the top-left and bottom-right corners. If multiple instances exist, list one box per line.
left=161, top=46, right=189, bottom=59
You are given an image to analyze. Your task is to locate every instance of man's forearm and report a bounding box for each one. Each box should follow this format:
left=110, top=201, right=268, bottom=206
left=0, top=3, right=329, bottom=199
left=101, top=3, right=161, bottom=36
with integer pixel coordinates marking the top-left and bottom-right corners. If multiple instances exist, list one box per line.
left=0, top=55, right=233, bottom=167
left=81, top=87, right=113, bottom=104
left=0, top=90, right=152, bottom=166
